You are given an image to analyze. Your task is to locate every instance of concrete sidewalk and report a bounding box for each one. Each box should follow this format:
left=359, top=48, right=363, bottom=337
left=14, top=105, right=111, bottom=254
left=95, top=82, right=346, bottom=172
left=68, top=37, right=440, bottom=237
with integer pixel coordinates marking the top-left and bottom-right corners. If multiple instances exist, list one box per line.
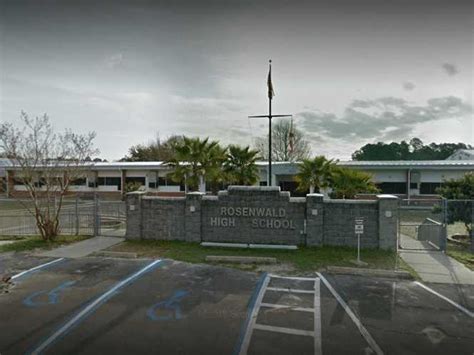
left=37, top=236, right=124, bottom=258
left=399, top=235, right=474, bottom=285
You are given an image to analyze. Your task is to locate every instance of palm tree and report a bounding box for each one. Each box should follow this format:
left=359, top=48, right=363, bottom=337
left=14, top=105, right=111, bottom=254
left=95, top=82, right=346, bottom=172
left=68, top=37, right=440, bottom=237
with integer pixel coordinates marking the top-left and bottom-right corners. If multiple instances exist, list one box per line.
left=331, top=167, right=379, bottom=199
left=223, top=145, right=260, bottom=185
left=295, top=156, right=336, bottom=194
left=166, top=136, right=226, bottom=192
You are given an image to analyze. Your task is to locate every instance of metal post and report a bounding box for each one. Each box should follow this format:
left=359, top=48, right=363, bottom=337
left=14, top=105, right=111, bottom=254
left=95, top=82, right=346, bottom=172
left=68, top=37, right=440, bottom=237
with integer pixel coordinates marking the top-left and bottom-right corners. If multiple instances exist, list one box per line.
left=75, top=195, right=79, bottom=236
left=471, top=200, right=474, bottom=253
left=93, top=192, right=99, bottom=237
left=357, top=233, right=361, bottom=263
left=268, top=104, right=272, bottom=186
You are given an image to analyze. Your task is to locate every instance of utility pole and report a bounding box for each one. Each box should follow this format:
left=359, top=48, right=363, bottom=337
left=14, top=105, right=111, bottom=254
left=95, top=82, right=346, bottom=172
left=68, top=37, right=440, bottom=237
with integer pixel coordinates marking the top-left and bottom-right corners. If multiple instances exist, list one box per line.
left=249, top=60, right=292, bottom=186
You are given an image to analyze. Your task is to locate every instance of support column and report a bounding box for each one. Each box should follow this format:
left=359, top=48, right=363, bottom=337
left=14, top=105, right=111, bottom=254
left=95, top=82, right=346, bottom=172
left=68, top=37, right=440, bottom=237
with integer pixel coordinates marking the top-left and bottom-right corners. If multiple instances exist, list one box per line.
left=377, top=194, right=399, bottom=250
left=306, top=193, right=324, bottom=246
left=185, top=192, right=203, bottom=242
left=121, top=169, right=126, bottom=199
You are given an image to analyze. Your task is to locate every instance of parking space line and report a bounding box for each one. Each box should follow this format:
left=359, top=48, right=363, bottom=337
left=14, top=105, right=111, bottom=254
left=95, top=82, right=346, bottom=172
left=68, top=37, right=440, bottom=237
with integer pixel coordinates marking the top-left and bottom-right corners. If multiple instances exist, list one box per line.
left=314, top=278, right=322, bottom=355
left=237, top=273, right=271, bottom=355
left=266, top=287, right=315, bottom=294
left=268, top=274, right=318, bottom=281
left=260, top=303, right=314, bottom=312
left=30, top=259, right=163, bottom=355
left=414, top=281, right=474, bottom=318
left=253, top=324, right=314, bottom=337
left=11, top=258, right=65, bottom=280
left=316, top=272, right=384, bottom=355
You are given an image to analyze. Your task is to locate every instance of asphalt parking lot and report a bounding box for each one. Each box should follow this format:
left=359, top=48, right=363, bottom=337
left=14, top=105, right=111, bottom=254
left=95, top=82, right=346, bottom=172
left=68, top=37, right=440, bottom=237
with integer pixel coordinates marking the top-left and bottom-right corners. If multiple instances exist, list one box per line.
left=0, top=254, right=473, bottom=355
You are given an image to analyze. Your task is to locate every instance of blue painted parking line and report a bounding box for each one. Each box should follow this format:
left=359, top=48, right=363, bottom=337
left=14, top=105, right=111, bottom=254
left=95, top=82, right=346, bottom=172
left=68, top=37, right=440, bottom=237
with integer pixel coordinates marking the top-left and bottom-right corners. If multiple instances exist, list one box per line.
left=11, top=258, right=66, bottom=281
left=147, top=290, right=189, bottom=321
left=23, top=280, right=77, bottom=307
left=29, top=259, right=163, bottom=355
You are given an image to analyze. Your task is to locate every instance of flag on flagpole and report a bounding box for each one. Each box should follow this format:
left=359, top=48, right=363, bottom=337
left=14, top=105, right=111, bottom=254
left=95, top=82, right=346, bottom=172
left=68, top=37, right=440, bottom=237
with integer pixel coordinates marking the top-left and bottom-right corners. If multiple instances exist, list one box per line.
left=267, top=62, right=275, bottom=100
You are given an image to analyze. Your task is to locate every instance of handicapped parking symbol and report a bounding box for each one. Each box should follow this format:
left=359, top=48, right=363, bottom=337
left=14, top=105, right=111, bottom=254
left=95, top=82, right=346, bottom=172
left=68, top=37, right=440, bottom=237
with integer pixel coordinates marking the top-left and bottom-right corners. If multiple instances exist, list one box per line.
left=146, top=290, right=189, bottom=321
left=23, top=280, right=77, bottom=307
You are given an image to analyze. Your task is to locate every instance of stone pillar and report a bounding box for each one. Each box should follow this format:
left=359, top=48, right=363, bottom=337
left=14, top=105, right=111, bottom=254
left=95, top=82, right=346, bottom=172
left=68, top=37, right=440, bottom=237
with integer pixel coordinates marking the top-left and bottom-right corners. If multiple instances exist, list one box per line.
left=377, top=194, right=399, bottom=250
left=125, top=191, right=146, bottom=240
left=185, top=192, right=203, bottom=242
left=306, top=193, right=324, bottom=246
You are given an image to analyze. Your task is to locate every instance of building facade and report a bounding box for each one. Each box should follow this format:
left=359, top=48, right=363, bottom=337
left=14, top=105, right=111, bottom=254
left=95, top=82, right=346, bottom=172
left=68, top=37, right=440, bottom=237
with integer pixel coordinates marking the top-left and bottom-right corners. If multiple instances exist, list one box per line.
left=2, top=159, right=473, bottom=199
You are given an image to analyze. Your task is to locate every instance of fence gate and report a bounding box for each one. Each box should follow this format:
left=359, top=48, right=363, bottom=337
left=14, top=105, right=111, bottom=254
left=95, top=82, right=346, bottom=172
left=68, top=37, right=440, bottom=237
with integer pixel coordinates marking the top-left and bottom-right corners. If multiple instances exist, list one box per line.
left=0, top=196, right=125, bottom=238
left=398, top=198, right=446, bottom=251
left=97, top=198, right=126, bottom=237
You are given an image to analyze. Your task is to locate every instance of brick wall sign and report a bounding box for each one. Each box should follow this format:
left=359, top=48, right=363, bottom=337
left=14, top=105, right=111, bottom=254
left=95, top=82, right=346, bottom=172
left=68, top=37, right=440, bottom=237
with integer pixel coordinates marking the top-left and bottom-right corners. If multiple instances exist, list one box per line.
left=201, top=187, right=306, bottom=245
left=126, top=186, right=399, bottom=250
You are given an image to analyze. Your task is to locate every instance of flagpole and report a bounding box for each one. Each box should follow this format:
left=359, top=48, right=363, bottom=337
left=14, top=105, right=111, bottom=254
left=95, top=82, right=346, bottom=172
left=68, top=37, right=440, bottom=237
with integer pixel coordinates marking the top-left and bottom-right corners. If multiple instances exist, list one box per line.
left=248, top=59, right=291, bottom=188
left=268, top=60, right=272, bottom=186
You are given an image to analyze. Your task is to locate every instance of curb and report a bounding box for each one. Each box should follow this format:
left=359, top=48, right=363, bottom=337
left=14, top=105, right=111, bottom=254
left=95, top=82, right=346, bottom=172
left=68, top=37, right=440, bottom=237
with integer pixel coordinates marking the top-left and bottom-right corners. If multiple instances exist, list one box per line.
left=205, top=255, right=277, bottom=264
left=93, top=251, right=138, bottom=259
left=326, top=266, right=414, bottom=280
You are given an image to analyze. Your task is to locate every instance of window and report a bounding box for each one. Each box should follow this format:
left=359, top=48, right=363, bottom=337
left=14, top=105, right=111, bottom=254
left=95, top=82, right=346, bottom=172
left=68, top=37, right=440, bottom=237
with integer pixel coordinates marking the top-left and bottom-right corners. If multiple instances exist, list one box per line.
left=125, top=177, right=145, bottom=185
left=70, top=178, right=86, bottom=186
left=158, top=177, right=167, bottom=186
left=279, top=181, right=306, bottom=197
left=148, top=182, right=157, bottom=189
left=13, top=178, right=24, bottom=185
left=98, top=177, right=122, bottom=190
left=410, top=183, right=418, bottom=189
left=420, top=183, right=441, bottom=195
left=376, top=182, right=407, bottom=194
left=259, top=181, right=267, bottom=186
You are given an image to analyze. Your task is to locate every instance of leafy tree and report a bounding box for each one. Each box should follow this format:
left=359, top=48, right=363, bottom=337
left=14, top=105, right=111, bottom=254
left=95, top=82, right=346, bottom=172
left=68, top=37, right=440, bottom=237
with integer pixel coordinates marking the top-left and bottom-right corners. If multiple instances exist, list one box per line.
left=121, top=135, right=183, bottom=162
left=330, top=167, right=380, bottom=199
left=166, top=137, right=226, bottom=192
left=255, top=119, right=310, bottom=161
left=436, top=173, right=474, bottom=250
left=125, top=181, right=144, bottom=193
left=0, top=112, right=97, bottom=241
left=223, top=145, right=260, bottom=185
left=352, top=138, right=471, bottom=161
left=295, top=156, right=336, bottom=194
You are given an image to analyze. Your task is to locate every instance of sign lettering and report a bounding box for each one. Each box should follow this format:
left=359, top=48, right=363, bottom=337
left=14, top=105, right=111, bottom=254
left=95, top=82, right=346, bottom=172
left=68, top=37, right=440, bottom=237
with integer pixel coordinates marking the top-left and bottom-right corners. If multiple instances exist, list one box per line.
left=209, top=206, right=295, bottom=229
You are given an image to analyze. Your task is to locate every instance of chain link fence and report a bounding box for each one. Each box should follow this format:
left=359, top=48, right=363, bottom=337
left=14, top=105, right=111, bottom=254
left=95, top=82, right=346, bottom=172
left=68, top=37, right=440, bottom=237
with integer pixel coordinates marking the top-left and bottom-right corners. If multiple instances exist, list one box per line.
left=398, top=198, right=446, bottom=251
left=445, top=199, right=473, bottom=253
left=399, top=198, right=473, bottom=252
left=0, top=196, right=125, bottom=238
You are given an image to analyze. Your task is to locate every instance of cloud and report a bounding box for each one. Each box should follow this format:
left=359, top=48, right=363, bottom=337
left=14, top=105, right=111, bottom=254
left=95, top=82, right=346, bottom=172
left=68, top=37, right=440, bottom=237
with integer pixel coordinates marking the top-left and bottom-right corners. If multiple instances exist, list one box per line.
left=441, top=63, right=458, bottom=76
left=104, top=53, right=124, bottom=69
left=402, top=82, right=415, bottom=91
left=298, top=96, right=472, bottom=141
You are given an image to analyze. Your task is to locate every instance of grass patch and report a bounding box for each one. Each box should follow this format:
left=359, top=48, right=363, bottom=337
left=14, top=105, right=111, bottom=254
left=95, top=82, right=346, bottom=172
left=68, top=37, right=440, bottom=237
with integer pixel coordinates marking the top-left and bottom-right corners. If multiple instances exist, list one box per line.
left=0, top=235, right=91, bottom=253
left=447, top=242, right=474, bottom=270
left=110, top=240, right=406, bottom=273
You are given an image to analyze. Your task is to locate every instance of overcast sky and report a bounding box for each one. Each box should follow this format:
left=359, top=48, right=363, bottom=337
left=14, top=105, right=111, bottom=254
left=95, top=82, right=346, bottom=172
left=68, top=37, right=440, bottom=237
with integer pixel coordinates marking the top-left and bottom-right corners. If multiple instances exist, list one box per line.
left=1, top=0, right=472, bottom=160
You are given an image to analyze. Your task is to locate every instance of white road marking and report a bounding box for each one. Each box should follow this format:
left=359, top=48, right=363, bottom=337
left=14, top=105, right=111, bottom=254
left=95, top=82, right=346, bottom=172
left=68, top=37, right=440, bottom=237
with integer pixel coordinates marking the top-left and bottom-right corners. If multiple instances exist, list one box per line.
left=30, top=259, right=163, bottom=355
left=314, top=278, right=322, bottom=355
left=260, top=303, right=314, bottom=312
left=267, top=287, right=315, bottom=294
left=316, top=272, right=384, bottom=355
left=414, top=281, right=474, bottom=318
left=238, top=273, right=271, bottom=355
left=11, top=258, right=65, bottom=280
left=268, top=274, right=318, bottom=281
left=253, top=323, right=315, bottom=337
